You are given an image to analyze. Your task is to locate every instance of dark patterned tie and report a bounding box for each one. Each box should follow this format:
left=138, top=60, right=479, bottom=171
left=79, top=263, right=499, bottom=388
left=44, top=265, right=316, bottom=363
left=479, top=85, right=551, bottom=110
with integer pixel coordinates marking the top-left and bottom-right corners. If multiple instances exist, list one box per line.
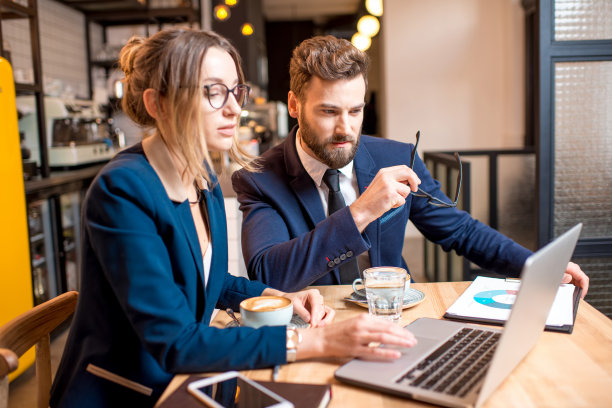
left=322, top=169, right=360, bottom=284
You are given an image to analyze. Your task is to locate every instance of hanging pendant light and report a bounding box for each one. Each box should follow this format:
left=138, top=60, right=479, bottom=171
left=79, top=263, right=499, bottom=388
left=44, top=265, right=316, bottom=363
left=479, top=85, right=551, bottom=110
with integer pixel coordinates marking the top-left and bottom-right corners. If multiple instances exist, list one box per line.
left=365, top=0, right=383, bottom=17
left=241, top=23, right=254, bottom=36
left=214, top=4, right=231, bottom=21
left=351, top=32, right=371, bottom=51
left=357, top=15, right=380, bottom=37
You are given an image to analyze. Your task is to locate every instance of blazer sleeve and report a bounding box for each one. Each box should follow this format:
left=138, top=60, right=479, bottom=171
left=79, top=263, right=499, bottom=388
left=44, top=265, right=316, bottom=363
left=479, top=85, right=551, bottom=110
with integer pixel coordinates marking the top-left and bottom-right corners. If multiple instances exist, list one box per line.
left=85, top=165, right=287, bottom=373
left=232, top=170, right=370, bottom=291
left=408, top=152, right=532, bottom=276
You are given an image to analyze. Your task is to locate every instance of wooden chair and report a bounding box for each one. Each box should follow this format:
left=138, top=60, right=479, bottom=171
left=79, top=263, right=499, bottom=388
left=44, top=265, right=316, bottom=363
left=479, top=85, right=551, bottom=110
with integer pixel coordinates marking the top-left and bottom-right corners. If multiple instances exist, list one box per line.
left=0, top=291, right=78, bottom=408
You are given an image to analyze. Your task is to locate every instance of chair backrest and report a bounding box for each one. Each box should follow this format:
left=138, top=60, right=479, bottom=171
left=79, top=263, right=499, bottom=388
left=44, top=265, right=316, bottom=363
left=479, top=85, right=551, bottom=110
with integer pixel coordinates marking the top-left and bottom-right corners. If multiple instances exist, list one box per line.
left=0, top=291, right=78, bottom=408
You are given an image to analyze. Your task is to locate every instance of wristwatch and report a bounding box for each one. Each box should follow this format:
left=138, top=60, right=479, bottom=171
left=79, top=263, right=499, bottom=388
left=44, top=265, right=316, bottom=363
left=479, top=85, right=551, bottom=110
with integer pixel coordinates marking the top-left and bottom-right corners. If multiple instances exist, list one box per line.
left=286, top=327, right=302, bottom=362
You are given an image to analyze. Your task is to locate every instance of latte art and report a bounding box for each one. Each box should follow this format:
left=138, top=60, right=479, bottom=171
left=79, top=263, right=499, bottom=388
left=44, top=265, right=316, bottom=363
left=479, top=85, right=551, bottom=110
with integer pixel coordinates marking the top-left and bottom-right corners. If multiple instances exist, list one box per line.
left=240, top=296, right=291, bottom=312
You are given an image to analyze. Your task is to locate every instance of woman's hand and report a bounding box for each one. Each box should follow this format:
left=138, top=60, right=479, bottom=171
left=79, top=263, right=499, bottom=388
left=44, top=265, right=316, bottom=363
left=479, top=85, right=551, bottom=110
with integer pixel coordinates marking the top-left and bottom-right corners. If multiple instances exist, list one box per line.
left=298, top=314, right=418, bottom=360
left=262, top=288, right=334, bottom=327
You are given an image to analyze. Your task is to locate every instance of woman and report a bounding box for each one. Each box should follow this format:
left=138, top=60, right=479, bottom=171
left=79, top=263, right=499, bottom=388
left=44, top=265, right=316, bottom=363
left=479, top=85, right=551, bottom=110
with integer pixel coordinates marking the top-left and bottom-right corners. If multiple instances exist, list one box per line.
left=50, top=28, right=416, bottom=407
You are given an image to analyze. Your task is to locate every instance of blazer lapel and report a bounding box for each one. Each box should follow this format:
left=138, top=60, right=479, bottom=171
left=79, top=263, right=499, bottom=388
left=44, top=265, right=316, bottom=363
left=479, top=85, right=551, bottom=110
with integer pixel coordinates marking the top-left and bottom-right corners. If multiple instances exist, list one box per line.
left=284, top=130, right=326, bottom=225
left=201, top=184, right=227, bottom=318
left=175, top=200, right=206, bottom=285
left=354, top=141, right=381, bottom=266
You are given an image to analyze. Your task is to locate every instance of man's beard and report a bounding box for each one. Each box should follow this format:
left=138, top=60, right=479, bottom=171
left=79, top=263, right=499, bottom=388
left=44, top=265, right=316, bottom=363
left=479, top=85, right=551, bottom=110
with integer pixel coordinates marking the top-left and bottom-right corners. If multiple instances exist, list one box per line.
left=299, top=111, right=361, bottom=169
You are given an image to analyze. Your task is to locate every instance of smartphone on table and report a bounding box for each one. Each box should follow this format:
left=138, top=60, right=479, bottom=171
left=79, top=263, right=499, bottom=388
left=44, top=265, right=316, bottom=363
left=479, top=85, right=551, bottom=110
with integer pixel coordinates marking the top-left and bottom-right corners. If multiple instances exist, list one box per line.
left=187, top=371, right=294, bottom=408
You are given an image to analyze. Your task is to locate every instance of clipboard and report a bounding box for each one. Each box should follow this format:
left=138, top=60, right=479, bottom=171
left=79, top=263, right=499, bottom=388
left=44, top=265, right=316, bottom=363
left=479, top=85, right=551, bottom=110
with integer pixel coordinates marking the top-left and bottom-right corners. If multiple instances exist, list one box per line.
left=443, top=276, right=582, bottom=334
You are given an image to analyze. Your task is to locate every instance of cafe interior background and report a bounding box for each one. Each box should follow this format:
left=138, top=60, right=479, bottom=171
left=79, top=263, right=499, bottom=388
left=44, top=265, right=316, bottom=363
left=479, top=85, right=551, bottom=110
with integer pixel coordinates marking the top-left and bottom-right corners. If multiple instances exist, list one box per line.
left=1, top=0, right=610, bottom=405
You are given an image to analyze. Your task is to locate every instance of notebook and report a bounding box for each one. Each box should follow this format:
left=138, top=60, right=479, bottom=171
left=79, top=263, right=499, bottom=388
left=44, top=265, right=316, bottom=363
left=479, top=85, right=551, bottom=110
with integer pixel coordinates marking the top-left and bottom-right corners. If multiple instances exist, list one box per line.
left=443, top=276, right=581, bottom=333
left=335, top=223, right=582, bottom=408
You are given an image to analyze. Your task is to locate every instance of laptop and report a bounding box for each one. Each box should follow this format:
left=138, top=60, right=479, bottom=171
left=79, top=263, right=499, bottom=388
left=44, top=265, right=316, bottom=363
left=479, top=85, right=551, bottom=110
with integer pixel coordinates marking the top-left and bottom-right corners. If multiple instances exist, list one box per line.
left=335, top=223, right=582, bottom=408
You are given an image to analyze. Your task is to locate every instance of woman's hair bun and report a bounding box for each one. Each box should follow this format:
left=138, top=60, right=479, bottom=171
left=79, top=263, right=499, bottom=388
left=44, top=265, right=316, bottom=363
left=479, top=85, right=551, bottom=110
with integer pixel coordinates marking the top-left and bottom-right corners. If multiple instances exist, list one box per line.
left=118, top=36, right=146, bottom=78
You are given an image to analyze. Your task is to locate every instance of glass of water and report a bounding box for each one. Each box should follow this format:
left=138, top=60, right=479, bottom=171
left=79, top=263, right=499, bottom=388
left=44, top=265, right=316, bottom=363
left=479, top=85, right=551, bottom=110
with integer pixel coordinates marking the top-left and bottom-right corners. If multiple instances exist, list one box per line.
left=363, top=267, right=407, bottom=322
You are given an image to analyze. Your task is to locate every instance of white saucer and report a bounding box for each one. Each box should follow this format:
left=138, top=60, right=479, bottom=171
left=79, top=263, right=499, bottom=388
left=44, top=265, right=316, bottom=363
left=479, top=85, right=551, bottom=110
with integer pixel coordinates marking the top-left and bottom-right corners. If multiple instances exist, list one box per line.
left=225, top=314, right=310, bottom=328
left=344, top=288, right=426, bottom=309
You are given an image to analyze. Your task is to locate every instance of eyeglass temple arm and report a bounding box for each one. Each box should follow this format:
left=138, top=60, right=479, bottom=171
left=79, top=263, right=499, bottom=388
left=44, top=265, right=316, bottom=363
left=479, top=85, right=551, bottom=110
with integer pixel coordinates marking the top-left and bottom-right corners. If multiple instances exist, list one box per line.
left=449, top=152, right=463, bottom=204
left=410, top=130, right=420, bottom=168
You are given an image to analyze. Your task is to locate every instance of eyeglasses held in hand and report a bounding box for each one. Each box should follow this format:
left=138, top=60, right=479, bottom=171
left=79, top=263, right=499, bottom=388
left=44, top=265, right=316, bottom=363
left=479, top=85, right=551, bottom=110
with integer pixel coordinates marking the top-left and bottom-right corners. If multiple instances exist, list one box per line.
left=203, top=83, right=251, bottom=109
left=409, top=130, right=462, bottom=208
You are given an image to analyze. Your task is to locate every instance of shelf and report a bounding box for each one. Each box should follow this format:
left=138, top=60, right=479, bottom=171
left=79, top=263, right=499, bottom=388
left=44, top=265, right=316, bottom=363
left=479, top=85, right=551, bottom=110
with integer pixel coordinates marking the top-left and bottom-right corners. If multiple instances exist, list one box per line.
left=32, top=257, right=46, bottom=268
left=56, top=0, right=147, bottom=13
left=30, top=233, right=44, bottom=243
left=88, top=7, right=199, bottom=26
left=90, top=59, right=118, bottom=69
left=0, top=0, right=35, bottom=19
left=14, top=82, right=42, bottom=94
left=55, top=1, right=199, bottom=26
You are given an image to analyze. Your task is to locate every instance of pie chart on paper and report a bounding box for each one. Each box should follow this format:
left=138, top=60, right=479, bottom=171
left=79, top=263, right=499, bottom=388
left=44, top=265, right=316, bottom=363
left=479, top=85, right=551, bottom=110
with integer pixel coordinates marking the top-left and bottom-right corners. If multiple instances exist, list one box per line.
left=473, top=289, right=518, bottom=310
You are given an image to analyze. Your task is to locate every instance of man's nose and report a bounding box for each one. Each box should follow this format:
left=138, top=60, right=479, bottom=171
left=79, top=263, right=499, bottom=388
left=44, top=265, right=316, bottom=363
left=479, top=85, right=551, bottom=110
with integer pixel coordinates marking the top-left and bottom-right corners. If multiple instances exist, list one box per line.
left=335, top=112, right=351, bottom=135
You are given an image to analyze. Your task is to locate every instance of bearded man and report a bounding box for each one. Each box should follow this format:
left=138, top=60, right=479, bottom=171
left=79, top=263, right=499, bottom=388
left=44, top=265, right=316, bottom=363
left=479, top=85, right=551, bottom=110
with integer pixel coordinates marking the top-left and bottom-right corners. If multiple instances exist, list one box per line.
left=231, top=35, right=588, bottom=295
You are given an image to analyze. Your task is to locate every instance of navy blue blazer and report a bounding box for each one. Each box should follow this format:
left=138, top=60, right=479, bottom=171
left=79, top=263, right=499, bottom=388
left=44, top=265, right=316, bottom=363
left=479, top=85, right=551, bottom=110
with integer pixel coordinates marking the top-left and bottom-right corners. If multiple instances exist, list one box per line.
left=232, top=127, right=532, bottom=292
left=50, top=143, right=285, bottom=408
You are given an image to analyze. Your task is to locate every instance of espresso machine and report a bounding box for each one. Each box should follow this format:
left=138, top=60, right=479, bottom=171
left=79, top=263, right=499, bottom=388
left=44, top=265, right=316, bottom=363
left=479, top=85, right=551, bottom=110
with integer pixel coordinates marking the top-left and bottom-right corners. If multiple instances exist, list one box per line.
left=17, top=96, right=118, bottom=168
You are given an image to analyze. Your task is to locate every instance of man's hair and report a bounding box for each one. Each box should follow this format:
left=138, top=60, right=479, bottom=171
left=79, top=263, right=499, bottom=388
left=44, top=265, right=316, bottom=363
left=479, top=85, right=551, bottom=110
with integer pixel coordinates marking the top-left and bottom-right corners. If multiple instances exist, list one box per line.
left=289, top=35, right=370, bottom=101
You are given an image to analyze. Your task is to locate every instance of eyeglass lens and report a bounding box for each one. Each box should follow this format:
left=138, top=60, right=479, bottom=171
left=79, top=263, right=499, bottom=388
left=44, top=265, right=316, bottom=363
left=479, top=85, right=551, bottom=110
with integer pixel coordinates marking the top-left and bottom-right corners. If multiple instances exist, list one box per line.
left=205, top=83, right=250, bottom=109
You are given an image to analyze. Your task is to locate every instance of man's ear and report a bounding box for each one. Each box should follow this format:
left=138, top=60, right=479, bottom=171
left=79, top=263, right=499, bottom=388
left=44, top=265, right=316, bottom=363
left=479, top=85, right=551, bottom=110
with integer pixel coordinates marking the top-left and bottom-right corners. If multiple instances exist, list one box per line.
left=287, top=91, right=300, bottom=119
left=143, top=88, right=162, bottom=119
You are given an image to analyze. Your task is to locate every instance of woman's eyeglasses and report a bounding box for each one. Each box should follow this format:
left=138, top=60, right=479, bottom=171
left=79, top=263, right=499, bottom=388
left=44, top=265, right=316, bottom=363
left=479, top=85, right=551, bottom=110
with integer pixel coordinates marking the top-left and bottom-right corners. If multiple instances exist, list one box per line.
left=409, top=130, right=463, bottom=208
left=203, top=83, right=251, bottom=109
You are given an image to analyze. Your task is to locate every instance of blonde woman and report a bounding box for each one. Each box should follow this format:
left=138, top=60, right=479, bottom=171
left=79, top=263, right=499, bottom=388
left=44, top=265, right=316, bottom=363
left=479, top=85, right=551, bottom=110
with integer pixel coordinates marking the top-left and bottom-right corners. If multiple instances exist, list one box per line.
left=50, top=28, right=416, bottom=407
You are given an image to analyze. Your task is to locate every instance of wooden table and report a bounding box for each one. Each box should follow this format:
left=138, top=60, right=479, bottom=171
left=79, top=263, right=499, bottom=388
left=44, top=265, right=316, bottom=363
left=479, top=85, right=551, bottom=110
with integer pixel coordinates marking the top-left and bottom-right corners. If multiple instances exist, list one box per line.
left=156, top=282, right=612, bottom=407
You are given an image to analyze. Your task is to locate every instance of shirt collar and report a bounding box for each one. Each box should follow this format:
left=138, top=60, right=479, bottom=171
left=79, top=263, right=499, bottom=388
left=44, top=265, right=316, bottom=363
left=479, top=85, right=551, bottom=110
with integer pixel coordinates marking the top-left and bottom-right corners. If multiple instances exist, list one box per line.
left=142, top=132, right=207, bottom=203
left=295, top=129, right=354, bottom=187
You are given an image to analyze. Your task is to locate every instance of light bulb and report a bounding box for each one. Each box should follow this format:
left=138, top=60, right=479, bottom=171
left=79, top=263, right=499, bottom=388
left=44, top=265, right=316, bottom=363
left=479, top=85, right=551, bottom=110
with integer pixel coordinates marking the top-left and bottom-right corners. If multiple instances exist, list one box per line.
left=241, top=23, right=254, bottom=36
left=357, top=15, right=380, bottom=37
left=351, top=33, right=371, bottom=51
left=214, top=5, right=230, bottom=21
left=365, top=0, right=383, bottom=17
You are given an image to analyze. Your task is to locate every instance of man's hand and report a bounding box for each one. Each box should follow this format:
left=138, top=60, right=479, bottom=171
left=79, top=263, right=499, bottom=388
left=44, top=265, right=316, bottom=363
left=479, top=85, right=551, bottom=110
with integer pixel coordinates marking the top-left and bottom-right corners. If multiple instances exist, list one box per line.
left=349, top=165, right=421, bottom=232
left=262, top=287, right=334, bottom=327
left=561, top=261, right=589, bottom=298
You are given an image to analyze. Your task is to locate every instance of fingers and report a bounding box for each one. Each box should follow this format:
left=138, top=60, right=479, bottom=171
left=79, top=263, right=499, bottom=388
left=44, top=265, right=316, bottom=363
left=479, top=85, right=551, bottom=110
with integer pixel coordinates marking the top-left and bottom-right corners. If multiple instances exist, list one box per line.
left=350, top=165, right=420, bottom=231
left=285, top=289, right=330, bottom=327
left=565, top=262, right=589, bottom=298
left=320, top=315, right=418, bottom=360
left=291, top=301, right=311, bottom=324
left=315, top=306, right=335, bottom=327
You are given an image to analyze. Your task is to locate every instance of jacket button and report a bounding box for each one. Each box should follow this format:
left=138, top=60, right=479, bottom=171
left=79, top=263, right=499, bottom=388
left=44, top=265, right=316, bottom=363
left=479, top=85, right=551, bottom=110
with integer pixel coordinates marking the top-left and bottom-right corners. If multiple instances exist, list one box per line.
left=340, top=254, right=346, bottom=261
left=334, top=258, right=341, bottom=264
left=327, top=261, right=335, bottom=268
left=346, top=251, right=354, bottom=258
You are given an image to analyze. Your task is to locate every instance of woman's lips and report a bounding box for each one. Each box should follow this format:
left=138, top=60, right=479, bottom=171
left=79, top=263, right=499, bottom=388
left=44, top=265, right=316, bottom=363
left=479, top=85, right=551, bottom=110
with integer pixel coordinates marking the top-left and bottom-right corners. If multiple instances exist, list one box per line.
left=218, top=125, right=236, bottom=136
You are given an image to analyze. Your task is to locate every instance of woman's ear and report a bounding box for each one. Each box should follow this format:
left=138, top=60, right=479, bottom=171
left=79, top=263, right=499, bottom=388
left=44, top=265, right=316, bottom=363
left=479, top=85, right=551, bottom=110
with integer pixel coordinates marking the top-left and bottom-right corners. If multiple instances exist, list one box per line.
left=287, top=91, right=300, bottom=119
left=143, top=88, right=162, bottom=119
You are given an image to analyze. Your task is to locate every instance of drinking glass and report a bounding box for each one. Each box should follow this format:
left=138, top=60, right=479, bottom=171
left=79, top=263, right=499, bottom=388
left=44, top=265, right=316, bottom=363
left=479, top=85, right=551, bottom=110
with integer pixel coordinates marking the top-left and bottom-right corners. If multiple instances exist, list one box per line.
left=363, top=267, right=407, bottom=322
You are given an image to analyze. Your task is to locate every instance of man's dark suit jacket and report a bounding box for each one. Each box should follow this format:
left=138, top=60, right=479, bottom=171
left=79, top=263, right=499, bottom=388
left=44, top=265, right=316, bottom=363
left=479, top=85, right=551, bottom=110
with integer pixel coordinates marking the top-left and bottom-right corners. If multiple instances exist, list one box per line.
left=232, top=126, right=531, bottom=292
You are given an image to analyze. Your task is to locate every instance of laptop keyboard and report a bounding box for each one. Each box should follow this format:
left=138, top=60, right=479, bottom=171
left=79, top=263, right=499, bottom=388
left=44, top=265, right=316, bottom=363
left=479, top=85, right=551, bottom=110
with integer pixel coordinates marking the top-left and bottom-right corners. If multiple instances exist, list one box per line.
left=396, top=328, right=501, bottom=397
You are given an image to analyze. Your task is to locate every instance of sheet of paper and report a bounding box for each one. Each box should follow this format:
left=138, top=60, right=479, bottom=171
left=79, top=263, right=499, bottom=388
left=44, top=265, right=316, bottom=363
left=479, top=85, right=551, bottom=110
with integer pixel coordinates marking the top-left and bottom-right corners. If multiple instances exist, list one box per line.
left=445, top=276, right=574, bottom=327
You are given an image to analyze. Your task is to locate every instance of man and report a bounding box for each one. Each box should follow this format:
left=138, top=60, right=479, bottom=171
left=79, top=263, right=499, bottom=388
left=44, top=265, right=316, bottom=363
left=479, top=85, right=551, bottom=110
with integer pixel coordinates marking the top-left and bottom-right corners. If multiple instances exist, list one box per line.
left=231, top=35, right=588, bottom=295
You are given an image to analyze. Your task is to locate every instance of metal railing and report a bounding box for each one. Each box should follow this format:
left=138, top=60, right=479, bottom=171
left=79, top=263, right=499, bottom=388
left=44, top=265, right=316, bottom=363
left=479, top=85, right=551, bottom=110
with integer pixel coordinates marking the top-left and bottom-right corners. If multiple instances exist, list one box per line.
left=422, top=148, right=535, bottom=282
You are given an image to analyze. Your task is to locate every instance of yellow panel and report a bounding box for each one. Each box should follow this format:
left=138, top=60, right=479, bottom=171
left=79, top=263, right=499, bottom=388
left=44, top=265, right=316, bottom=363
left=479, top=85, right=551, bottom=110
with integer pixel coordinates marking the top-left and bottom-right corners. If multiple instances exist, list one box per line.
left=0, top=57, right=35, bottom=380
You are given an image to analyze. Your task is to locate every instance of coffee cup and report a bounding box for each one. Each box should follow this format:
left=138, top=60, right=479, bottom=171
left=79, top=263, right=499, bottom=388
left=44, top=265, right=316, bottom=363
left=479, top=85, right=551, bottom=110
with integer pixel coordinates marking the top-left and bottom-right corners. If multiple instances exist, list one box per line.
left=352, top=268, right=411, bottom=299
left=239, top=296, right=293, bottom=328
